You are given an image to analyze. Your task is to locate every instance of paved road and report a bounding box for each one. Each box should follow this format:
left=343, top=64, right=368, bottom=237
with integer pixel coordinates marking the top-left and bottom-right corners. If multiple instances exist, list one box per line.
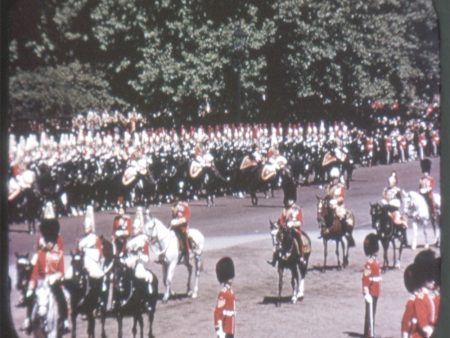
left=7, top=158, right=441, bottom=337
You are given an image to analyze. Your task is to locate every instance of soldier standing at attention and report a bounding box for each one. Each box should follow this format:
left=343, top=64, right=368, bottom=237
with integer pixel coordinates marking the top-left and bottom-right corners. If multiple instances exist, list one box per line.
left=214, top=257, right=236, bottom=338
left=362, top=233, right=381, bottom=338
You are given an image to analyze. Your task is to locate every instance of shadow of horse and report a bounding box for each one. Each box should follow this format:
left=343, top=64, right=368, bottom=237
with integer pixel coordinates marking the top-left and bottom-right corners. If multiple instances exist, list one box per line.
left=260, top=296, right=294, bottom=305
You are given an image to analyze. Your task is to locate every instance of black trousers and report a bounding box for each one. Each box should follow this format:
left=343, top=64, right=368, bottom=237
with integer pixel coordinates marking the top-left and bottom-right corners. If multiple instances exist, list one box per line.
left=364, top=296, right=378, bottom=338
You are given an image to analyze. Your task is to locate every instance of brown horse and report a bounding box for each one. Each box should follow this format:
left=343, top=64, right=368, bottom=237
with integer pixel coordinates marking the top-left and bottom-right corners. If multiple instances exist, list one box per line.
left=269, top=221, right=311, bottom=305
left=316, top=196, right=355, bottom=271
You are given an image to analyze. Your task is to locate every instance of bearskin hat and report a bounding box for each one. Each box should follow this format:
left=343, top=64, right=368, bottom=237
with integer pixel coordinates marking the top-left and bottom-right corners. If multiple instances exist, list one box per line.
left=40, top=202, right=60, bottom=243
left=404, top=264, right=420, bottom=293
left=216, top=257, right=235, bottom=283
left=413, top=249, right=438, bottom=286
left=363, top=233, right=379, bottom=256
left=420, top=158, right=431, bottom=174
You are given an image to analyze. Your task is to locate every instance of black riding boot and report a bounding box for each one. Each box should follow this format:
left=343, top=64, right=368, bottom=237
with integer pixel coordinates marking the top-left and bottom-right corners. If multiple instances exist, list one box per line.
left=267, top=252, right=277, bottom=267
left=52, top=284, right=70, bottom=333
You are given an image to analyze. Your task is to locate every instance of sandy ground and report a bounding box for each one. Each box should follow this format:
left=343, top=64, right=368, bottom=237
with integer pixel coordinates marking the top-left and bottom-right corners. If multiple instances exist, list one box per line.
left=7, top=158, right=441, bottom=338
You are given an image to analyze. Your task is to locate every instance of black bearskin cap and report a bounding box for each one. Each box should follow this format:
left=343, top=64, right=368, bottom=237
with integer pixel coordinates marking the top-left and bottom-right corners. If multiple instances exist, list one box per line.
left=413, top=249, right=438, bottom=286
left=40, top=218, right=60, bottom=243
left=404, top=264, right=420, bottom=293
left=420, top=158, right=431, bottom=174
left=363, top=233, right=379, bottom=256
left=216, top=257, right=235, bottom=283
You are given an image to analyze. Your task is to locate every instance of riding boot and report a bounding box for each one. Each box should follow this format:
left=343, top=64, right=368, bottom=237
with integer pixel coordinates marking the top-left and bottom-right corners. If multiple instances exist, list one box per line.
left=52, top=284, right=70, bottom=334
left=267, top=252, right=277, bottom=267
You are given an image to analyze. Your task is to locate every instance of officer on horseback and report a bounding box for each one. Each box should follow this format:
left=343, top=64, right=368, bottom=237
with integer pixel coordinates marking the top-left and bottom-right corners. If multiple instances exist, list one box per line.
left=419, top=159, right=436, bottom=226
left=112, top=206, right=132, bottom=254
left=76, top=205, right=105, bottom=308
left=381, top=172, right=408, bottom=231
left=214, top=257, right=236, bottom=338
left=124, top=207, right=154, bottom=294
left=170, top=200, right=191, bottom=261
left=267, top=199, right=305, bottom=267
left=325, top=167, right=354, bottom=238
left=23, top=203, right=70, bottom=334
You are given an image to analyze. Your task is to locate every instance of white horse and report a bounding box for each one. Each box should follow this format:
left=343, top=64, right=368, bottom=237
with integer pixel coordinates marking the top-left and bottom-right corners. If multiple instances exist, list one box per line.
left=32, top=280, right=60, bottom=338
left=144, top=212, right=205, bottom=303
left=402, top=190, right=440, bottom=250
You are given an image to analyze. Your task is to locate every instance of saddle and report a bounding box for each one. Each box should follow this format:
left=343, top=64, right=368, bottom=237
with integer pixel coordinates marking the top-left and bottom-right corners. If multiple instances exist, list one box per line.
left=239, top=156, right=258, bottom=170
left=189, top=161, right=203, bottom=178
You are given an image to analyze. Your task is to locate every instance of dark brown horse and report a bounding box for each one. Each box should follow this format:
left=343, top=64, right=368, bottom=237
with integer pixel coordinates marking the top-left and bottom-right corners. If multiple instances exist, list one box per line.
left=316, top=196, right=355, bottom=271
left=269, top=221, right=311, bottom=305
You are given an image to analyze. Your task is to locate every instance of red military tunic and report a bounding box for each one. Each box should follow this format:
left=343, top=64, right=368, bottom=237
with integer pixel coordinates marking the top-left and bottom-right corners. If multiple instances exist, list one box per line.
left=413, top=289, right=436, bottom=338
left=366, top=138, right=374, bottom=153
left=214, top=284, right=236, bottom=335
left=112, top=215, right=132, bottom=239
left=173, top=201, right=191, bottom=233
left=419, top=133, right=427, bottom=148
left=29, top=247, right=64, bottom=289
left=37, top=234, right=65, bottom=252
left=385, top=136, right=392, bottom=152
left=402, top=296, right=418, bottom=337
left=419, top=175, right=435, bottom=195
left=362, top=256, right=381, bottom=297
left=279, top=204, right=303, bottom=227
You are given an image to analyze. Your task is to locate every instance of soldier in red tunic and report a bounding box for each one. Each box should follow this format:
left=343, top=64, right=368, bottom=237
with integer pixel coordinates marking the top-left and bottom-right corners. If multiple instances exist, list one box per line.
left=401, top=264, right=421, bottom=338
left=22, top=210, right=70, bottom=334
left=214, top=257, right=236, bottom=338
left=112, top=207, right=132, bottom=254
left=362, top=233, right=381, bottom=338
left=419, top=159, right=436, bottom=227
left=170, top=200, right=191, bottom=260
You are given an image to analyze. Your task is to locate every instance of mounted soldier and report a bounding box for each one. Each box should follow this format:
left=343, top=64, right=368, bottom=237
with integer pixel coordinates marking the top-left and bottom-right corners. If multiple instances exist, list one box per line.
left=267, top=199, right=305, bottom=266
left=419, top=159, right=437, bottom=227
left=381, top=172, right=408, bottom=231
left=324, top=167, right=354, bottom=238
left=170, top=200, right=191, bottom=261
left=124, top=207, right=154, bottom=294
left=22, top=203, right=70, bottom=334
left=112, top=207, right=132, bottom=255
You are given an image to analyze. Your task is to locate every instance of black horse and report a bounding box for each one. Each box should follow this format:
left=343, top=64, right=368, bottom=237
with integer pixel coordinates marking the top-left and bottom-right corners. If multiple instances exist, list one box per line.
left=64, top=237, right=114, bottom=338
left=110, top=255, right=158, bottom=338
left=316, top=196, right=355, bottom=271
left=15, top=252, right=33, bottom=308
left=369, top=202, right=406, bottom=270
left=269, top=221, right=311, bottom=306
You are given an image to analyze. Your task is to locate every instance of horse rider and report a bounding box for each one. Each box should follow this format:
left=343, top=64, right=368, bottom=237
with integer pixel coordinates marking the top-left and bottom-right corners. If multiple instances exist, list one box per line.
left=76, top=206, right=105, bottom=305
left=419, top=159, right=436, bottom=226
left=23, top=206, right=70, bottom=334
left=214, top=257, right=236, bottom=338
left=124, top=207, right=154, bottom=294
left=267, top=199, right=305, bottom=266
left=381, top=172, right=408, bottom=231
left=325, top=167, right=354, bottom=235
left=362, top=233, right=381, bottom=338
left=170, top=200, right=191, bottom=261
left=112, top=207, right=132, bottom=254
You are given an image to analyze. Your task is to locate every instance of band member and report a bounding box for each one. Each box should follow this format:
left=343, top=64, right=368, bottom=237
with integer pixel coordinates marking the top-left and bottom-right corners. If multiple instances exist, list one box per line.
left=214, top=257, right=236, bottom=338
left=267, top=199, right=304, bottom=266
left=24, top=209, right=70, bottom=334
left=170, top=200, right=191, bottom=260
left=362, top=233, right=381, bottom=338
left=419, top=159, right=436, bottom=226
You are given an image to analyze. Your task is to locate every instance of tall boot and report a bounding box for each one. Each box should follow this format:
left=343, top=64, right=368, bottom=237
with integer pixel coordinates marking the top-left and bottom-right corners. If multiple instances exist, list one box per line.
left=267, top=252, right=277, bottom=267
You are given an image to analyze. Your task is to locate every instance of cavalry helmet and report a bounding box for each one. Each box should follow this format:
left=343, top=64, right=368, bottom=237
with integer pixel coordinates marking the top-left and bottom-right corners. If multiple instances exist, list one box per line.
left=40, top=202, right=59, bottom=243
left=388, top=175, right=397, bottom=187
left=420, top=158, right=432, bottom=174
left=216, top=256, right=235, bottom=283
left=363, top=233, right=379, bottom=256
left=389, top=199, right=401, bottom=209
left=330, top=167, right=340, bottom=178
left=84, top=205, right=95, bottom=233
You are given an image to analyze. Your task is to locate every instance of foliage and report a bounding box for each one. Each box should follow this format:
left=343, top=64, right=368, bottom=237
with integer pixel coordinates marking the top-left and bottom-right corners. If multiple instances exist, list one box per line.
left=9, top=61, right=125, bottom=120
left=8, top=0, right=439, bottom=124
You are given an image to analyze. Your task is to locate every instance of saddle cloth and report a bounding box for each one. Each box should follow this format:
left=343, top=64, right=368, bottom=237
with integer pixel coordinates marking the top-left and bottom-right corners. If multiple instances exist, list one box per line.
left=189, top=161, right=203, bottom=178
left=261, top=165, right=277, bottom=181
left=322, top=152, right=337, bottom=167
left=122, top=167, right=137, bottom=185
left=239, top=156, right=258, bottom=171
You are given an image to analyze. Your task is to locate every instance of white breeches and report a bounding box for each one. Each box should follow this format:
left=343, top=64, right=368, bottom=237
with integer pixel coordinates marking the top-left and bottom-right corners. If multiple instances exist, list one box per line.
left=84, top=256, right=104, bottom=279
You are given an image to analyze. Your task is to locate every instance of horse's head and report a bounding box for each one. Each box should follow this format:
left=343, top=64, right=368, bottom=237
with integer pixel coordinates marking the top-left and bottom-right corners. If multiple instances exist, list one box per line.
left=144, top=210, right=158, bottom=239
left=15, top=252, right=32, bottom=291
left=369, top=203, right=382, bottom=230
left=70, top=250, right=86, bottom=288
left=34, top=281, right=51, bottom=320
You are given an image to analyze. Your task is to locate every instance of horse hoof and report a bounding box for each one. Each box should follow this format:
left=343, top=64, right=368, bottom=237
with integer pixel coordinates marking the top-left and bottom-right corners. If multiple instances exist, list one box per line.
left=298, top=296, right=304, bottom=302
left=187, top=290, right=193, bottom=297
left=192, top=292, right=198, bottom=299
left=291, top=298, right=297, bottom=304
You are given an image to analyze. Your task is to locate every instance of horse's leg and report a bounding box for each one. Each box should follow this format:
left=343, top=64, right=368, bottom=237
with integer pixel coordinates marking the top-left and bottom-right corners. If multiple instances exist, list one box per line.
left=186, top=260, right=193, bottom=297
left=335, top=240, right=341, bottom=269
left=132, top=316, right=137, bottom=338
left=163, top=262, right=176, bottom=302
left=71, top=311, right=77, bottom=338
left=139, top=315, right=144, bottom=338
left=382, top=241, right=389, bottom=270
left=118, top=314, right=123, bottom=338
left=291, top=267, right=299, bottom=304
left=87, top=313, right=95, bottom=338
left=101, top=308, right=107, bottom=338
left=192, top=255, right=201, bottom=298
left=298, top=263, right=305, bottom=301
left=393, top=239, right=400, bottom=269
left=411, top=221, right=418, bottom=250
left=322, top=239, right=327, bottom=272
left=422, top=220, right=429, bottom=249
left=277, top=265, right=283, bottom=307
left=342, top=237, right=349, bottom=268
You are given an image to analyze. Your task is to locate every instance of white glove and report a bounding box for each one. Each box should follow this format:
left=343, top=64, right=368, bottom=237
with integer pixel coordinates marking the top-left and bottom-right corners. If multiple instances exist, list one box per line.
left=364, top=293, right=372, bottom=304
left=216, top=321, right=225, bottom=338
left=26, top=289, right=33, bottom=298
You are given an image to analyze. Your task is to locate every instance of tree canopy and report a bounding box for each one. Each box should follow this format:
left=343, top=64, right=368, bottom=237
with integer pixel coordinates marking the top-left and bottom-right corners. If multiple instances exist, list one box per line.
left=8, top=0, right=439, bottom=125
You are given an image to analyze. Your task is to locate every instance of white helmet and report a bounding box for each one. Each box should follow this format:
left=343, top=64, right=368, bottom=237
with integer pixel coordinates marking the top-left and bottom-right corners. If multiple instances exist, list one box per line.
left=43, top=201, right=56, bottom=219
left=84, top=205, right=95, bottom=233
left=330, top=167, right=340, bottom=178
left=389, top=199, right=401, bottom=209
left=133, top=207, right=144, bottom=234
left=388, top=175, right=397, bottom=187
